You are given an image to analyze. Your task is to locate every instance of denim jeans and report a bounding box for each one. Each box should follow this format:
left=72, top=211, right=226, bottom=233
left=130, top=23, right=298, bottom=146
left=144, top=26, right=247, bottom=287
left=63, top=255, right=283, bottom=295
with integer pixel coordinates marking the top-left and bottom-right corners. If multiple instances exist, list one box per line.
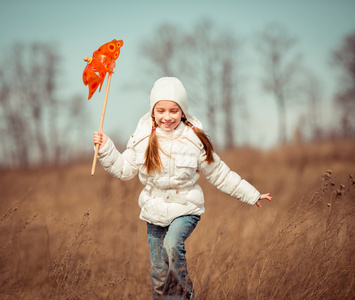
left=147, top=215, right=200, bottom=300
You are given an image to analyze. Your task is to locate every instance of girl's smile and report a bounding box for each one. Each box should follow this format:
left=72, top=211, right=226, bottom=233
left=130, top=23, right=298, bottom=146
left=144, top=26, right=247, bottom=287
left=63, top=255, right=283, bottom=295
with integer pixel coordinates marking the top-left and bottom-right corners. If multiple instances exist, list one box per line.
left=153, top=100, right=183, bottom=132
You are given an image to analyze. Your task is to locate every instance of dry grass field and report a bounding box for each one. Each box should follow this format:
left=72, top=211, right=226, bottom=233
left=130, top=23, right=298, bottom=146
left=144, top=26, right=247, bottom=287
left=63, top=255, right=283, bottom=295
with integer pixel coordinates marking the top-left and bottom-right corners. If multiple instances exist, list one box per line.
left=0, top=139, right=354, bottom=299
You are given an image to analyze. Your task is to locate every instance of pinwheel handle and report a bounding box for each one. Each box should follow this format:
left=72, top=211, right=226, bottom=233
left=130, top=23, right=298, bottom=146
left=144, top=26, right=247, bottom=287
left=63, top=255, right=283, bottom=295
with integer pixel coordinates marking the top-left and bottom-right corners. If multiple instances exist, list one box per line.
left=91, top=73, right=112, bottom=176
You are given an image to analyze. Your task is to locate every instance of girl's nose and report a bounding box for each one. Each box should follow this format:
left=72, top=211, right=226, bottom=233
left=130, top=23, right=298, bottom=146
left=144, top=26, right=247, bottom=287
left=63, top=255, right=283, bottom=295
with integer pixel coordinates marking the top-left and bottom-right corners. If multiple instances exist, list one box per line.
left=163, top=112, right=171, bottom=119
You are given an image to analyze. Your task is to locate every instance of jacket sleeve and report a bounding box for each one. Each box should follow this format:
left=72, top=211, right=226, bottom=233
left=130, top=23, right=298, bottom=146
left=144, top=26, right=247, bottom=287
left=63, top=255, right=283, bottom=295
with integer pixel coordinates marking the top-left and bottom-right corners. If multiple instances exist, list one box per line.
left=198, top=152, right=260, bottom=205
left=97, top=136, right=138, bottom=181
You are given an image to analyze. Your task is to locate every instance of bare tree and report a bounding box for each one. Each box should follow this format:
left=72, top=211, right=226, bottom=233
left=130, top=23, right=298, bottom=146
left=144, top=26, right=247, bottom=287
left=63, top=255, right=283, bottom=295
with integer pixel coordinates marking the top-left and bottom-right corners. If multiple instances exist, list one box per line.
left=219, top=31, right=245, bottom=149
left=186, top=19, right=221, bottom=141
left=332, top=30, right=355, bottom=137
left=221, top=58, right=234, bottom=148
left=140, top=24, right=184, bottom=77
left=303, top=71, right=323, bottom=141
left=256, top=24, right=302, bottom=144
left=0, top=42, right=88, bottom=168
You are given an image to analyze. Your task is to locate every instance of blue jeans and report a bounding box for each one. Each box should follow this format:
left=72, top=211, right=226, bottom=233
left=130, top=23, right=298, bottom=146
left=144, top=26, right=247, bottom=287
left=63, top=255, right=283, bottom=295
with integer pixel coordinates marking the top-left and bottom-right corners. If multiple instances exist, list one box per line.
left=147, top=215, right=200, bottom=300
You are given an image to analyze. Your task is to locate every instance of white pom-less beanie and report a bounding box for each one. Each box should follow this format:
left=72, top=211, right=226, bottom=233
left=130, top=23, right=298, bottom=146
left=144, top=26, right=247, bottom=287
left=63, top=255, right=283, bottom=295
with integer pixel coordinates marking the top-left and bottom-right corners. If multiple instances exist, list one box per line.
left=149, top=77, right=188, bottom=115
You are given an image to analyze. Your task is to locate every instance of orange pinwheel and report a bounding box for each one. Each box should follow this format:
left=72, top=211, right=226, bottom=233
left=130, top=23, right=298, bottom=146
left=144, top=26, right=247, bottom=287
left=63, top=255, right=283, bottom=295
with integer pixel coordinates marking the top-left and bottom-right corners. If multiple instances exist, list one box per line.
left=83, top=39, right=123, bottom=99
left=83, top=39, right=123, bottom=175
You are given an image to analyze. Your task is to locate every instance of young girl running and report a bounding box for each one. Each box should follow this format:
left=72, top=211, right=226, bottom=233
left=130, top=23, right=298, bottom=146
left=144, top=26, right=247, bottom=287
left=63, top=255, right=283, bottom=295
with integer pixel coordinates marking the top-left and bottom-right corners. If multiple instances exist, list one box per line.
left=93, top=77, right=272, bottom=299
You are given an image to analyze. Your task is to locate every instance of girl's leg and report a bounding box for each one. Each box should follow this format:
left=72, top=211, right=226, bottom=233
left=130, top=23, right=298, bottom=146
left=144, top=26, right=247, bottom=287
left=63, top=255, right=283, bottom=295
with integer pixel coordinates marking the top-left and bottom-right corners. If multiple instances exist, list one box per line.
left=162, top=215, right=200, bottom=299
left=147, top=223, right=169, bottom=299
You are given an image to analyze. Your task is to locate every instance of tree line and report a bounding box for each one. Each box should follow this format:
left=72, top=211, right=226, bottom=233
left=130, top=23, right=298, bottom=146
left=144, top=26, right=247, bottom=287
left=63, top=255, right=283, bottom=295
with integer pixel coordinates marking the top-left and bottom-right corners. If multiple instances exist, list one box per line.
left=0, top=21, right=354, bottom=169
left=0, top=43, right=88, bottom=169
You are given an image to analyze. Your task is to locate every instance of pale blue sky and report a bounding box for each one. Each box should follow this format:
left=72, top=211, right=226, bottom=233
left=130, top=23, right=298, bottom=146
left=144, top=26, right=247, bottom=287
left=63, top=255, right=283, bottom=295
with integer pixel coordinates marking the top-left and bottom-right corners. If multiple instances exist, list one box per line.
left=1, top=0, right=355, bottom=149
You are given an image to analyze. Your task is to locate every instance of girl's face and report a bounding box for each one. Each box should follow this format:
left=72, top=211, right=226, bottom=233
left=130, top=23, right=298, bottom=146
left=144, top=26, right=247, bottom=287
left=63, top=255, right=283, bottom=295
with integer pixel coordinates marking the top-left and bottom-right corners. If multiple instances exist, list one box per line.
left=153, top=100, right=183, bottom=132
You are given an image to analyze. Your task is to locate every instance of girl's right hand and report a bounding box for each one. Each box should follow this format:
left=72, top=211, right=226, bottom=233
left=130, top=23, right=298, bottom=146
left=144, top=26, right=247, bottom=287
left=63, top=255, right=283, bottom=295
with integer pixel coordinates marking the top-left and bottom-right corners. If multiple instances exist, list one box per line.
left=94, top=130, right=108, bottom=149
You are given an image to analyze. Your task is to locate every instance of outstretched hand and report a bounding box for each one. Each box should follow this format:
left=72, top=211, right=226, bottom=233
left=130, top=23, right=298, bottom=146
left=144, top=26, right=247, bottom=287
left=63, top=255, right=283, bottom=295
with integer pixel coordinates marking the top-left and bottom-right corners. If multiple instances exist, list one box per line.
left=256, top=193, right=272, bottom=208
left=93, top=130, right=108, bottom=149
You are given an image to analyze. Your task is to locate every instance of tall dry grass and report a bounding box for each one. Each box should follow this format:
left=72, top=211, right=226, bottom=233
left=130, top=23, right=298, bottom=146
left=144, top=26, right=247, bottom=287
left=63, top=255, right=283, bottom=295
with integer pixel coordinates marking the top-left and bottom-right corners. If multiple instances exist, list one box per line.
left=0, top=139, right=354, bottom=299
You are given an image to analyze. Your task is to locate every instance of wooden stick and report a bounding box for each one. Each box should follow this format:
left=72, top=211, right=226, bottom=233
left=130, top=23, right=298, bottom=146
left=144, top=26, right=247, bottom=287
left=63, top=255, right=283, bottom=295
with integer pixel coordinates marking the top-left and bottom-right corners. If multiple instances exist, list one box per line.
left=91, top=73, right=112, bottom=176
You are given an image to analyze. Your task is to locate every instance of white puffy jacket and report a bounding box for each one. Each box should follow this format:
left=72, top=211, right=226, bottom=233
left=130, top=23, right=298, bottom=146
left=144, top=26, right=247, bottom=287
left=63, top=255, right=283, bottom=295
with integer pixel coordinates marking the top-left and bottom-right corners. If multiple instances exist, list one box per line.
left=97, top=113, right=260, bottom=226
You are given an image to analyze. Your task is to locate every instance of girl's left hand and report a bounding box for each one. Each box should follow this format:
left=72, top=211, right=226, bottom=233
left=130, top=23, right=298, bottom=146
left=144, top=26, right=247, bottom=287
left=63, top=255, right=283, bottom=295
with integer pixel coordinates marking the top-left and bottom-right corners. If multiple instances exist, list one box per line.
left=256, top=193, right=272, bottom=208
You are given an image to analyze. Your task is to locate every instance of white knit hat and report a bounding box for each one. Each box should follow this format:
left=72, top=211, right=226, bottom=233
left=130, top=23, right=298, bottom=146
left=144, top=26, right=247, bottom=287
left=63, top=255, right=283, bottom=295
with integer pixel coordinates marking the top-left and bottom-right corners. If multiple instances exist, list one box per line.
left=149, top=77, right=188, bottom=115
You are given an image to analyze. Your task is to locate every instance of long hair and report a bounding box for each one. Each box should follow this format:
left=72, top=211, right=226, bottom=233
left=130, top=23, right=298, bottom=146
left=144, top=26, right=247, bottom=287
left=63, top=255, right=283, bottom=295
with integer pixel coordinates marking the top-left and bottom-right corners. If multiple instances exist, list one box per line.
left=143, top=117, right=163, bottom=174
left=143, top=115, right=215, bottom=174
left=182, top=116, right=215, bottom=163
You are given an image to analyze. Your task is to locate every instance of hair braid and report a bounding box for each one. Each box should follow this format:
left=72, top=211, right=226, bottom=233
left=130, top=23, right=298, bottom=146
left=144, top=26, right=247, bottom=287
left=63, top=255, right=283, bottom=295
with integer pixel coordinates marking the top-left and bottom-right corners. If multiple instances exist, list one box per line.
left=182, top=117, right=215, bottom=163
left=143, top=117, right=163, bottom=174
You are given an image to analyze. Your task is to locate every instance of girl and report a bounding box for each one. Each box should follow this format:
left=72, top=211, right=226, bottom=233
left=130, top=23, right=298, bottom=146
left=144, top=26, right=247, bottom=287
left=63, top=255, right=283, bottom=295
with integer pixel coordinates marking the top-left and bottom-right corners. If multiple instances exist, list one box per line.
left=94, top=77, right=272, bottom=299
